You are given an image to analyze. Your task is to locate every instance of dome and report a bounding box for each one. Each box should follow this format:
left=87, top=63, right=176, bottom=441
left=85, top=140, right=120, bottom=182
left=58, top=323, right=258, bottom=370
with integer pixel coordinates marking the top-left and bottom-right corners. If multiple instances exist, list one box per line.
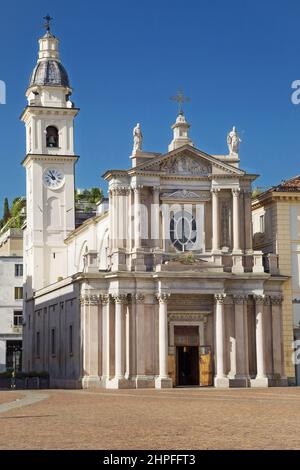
left=29, top=60, right=70, bottom=88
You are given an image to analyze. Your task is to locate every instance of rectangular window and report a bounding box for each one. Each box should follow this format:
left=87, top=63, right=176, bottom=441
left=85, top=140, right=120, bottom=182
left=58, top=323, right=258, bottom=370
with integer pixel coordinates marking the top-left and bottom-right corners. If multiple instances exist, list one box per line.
left=36, top=331, right=40, bottom=358
left=259, top=214, right=265, bottom=233
left=51, top=328, right=56, bottom=356
left=13, top=311, right=23, bottom=326
left=69, top=325, right=73, bottom=355
left=14, top=287, right=23, bottom=300
left=15, top=264, right=23, bottom=277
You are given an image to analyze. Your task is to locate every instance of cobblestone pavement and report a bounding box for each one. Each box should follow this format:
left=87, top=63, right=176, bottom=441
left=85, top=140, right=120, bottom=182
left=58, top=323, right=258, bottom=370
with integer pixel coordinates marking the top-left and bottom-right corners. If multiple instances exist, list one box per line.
left=0, top=387, right=300, bottom=450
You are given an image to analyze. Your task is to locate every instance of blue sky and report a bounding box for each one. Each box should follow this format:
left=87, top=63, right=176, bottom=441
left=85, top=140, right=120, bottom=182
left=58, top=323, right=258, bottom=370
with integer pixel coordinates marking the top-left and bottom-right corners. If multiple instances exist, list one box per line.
left=0, top=0, right=300, bottom=205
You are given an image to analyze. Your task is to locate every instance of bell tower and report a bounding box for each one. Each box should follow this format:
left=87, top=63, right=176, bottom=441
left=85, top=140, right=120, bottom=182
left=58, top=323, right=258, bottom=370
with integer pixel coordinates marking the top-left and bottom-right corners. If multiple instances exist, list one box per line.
left=22, top=17, right=79, bottom=295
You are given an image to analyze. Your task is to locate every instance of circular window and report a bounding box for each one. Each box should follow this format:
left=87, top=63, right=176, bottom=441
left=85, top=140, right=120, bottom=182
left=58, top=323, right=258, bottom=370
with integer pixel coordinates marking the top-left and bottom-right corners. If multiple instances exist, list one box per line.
left=170, top=210, right=197, bottom=252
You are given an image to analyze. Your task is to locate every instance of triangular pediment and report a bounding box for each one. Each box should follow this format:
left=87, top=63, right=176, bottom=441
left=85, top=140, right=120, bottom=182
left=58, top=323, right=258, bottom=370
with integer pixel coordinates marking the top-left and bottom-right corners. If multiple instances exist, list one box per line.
left=133, top=145, right=245, bottom=176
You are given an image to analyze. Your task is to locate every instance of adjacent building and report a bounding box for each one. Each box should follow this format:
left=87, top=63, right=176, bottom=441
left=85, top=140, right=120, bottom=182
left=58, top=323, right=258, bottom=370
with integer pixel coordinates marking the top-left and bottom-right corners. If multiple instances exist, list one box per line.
left=0, top=229, right=23, bottom=372
left=21, top=25, right=289, bottom=389
left=252, top=176, right=300, bottom=385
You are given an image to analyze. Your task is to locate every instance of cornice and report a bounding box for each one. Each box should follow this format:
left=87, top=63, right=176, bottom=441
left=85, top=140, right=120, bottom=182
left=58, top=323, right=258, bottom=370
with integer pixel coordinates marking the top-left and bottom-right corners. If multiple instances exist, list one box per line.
left=20, top=105, right=80, bottom=121
left=22, top=153, right=79, bottom=166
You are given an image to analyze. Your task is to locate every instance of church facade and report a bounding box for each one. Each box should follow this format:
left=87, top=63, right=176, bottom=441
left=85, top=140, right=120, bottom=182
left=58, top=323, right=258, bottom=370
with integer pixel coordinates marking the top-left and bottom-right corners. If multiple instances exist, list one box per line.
left=22, top=26, right=288, bottom=389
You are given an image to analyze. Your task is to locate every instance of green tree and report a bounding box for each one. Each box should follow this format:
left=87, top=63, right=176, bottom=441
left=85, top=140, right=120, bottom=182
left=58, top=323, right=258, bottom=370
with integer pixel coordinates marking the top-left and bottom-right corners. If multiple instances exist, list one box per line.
left=88, top=187, right=103, bottom=204
left=3, top=198, right=10, bottom=223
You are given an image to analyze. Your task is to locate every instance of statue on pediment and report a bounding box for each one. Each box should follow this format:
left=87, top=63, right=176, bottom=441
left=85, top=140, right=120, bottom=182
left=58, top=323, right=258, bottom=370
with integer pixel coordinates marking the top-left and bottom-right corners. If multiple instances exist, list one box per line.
left=227, top=126, right=241, bottom=156
left=133, top=123, right=143, bottom=153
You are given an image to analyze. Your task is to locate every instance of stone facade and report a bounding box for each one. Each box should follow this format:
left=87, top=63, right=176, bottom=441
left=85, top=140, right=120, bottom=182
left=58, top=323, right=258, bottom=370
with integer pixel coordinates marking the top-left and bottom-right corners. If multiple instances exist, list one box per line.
left=22, top=27, right=288, bottom=389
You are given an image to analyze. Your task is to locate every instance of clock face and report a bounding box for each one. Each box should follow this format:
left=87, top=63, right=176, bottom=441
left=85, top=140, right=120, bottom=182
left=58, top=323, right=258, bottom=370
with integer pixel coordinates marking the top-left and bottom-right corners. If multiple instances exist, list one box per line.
left=43, top=168, right=65, bottom=190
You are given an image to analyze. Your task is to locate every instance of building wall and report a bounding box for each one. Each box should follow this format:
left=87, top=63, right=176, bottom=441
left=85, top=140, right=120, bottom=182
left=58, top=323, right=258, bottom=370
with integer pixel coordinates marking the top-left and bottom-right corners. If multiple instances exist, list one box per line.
left=253, top=198, right=296, bottom=382
left=0, top=256, right=23, bottom=371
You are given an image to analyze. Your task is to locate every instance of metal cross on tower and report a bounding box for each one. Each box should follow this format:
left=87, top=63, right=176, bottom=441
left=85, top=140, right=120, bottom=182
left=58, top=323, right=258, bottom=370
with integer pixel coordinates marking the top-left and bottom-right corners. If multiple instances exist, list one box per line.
left=170, top=89, right=190, bottom=114
left=43, top=14, right=53, bottom=32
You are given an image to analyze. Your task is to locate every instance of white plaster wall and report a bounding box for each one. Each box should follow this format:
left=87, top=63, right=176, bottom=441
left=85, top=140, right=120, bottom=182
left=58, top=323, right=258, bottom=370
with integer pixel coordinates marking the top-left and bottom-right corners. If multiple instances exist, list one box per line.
left=66, top=215, right=109, bottom=275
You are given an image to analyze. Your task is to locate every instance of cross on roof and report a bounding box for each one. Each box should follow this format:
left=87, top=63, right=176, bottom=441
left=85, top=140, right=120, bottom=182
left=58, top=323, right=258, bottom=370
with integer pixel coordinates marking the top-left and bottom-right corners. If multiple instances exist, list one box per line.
left=170, top=89, right=190, bottom=114
left=43, top=14, right=53, bottom=32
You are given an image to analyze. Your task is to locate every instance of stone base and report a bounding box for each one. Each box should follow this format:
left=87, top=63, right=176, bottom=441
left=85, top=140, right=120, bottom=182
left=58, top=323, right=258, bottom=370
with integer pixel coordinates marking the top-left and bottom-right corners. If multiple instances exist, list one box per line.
left=135, top=376, right=155, bottom=388
left=214, top=376, right=230, bottom=388
left=250, top=376, right=269, bottom=388
left=155, top=377, right=173, bottom=389
left=81, top=375, right=101, bottom=389
left=106, top=377, right=136, bottom=389
left=229, top=376, right=250, bottom=388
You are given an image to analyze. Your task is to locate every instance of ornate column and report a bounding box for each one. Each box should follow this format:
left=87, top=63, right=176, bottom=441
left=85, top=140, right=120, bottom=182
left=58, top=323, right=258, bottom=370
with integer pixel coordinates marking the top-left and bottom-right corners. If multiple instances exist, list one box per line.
left=243, top=188, right=253, bottom=251
left=211, top=188, right=220, bottom=252
left=134, top=186, right=143, bottom=249
left=251, top=295, right=268, bottom=387
left=214, top=293, right=229, bottom=387
left=151, top=186, right=160, bottom=249
left=80, top=294, right=101, bottom=388
left=155, top=293, right=172, bottom=389
left=109, top=294, right=128, bottom=388
left=270, top=295, right=287, bottom=384
left=101, top=294, right=112, bottom=383
left=135, top=293, right=148, bottom=386
left=231, top=294, right=249, bottom=386
left=232, top=188, right=241, bottom=252
left=109, top=188, right=114, bottom=250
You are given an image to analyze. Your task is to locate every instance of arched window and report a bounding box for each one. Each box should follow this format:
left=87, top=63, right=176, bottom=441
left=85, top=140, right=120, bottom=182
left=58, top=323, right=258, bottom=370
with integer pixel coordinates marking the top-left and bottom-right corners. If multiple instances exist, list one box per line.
left=170, top=210, right=197, bottom=252
left=46, top=126, right=59, bottom=148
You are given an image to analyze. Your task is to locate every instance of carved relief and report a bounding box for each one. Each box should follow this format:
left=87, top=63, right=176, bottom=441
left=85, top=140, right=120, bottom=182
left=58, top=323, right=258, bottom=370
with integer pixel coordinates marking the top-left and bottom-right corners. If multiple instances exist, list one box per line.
left=113, top=294, right=128, bottom=304
left=80, top=294, right=100, bottom=306
left=135, top=293, right=145, bottom=303
left=168, top=312, right=208, bottom=322
left=156, top=293, right=171, bottom=303
left=160, top=155, right=211, bottom=176
left=161, top=189, right=211, bottom=201
left=233, top=294, right=248, bottom=304
left=270, top=295, right=283, bottom=305
left=214, top=293, right=226, bottom=304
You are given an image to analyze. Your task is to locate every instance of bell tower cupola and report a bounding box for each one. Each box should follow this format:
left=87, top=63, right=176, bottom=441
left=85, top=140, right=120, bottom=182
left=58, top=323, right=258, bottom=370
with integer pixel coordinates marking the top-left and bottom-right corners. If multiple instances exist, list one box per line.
left=22, top=16, right=79, bottom=294
left=169, top=90, right=194, bottom=151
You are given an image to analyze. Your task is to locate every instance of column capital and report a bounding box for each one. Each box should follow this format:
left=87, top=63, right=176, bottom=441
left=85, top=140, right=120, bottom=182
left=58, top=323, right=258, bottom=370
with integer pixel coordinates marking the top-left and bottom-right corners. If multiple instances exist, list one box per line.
left=254, top=294, right=265, bottom=305
left=101, top=293, right=111, bottom=305
left=152, top=186, right=160, bottom=194
left=233, top=294, right=248, bottom=304
left=156, top=292, right=170, bottom=303
left=80, top=294, right=101, bottom=306
left=214, top=293, right=226, bottom=304
left=232, top=188, right=241, bottom=196
left=110, top=186, right=130, bottom=196
left=270, top=295, right=283, bottom=305
left=133, top=185, right=144, bottom=193
left=113, top=293, right=128, bottom=304
left=135, top=293, right=145, bottom=303
left=211, top=187, right=221, bottom=195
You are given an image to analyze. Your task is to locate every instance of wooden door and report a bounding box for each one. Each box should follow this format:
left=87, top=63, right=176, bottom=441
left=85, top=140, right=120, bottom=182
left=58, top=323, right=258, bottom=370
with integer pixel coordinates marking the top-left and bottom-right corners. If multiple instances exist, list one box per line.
left=199, top=349, right=212, bottom=386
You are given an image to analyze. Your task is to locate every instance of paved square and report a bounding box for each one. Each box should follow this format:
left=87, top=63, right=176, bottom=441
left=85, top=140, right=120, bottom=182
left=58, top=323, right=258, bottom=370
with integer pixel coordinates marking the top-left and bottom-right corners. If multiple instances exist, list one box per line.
left=0, top=387, right=300, bottom=450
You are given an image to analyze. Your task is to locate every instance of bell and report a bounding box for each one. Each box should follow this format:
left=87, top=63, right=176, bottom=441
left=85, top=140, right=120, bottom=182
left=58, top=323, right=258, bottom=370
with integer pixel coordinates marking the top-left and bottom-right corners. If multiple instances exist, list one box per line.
left=48, top=135, right=56, bottom=147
